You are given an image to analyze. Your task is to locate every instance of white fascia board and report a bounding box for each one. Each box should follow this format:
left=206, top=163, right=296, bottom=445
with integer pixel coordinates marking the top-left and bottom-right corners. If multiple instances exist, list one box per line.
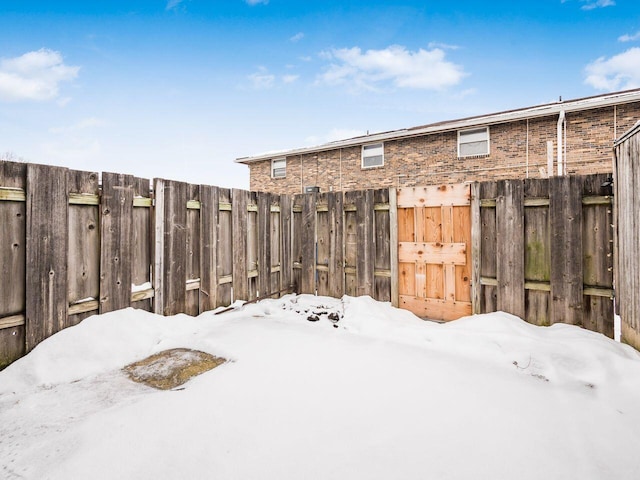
left=235, top=89, right=640, bottom=164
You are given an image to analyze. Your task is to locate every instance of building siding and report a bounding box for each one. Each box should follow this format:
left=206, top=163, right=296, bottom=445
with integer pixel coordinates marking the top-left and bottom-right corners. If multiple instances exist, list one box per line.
left=248, top=103, right=640, bottom=194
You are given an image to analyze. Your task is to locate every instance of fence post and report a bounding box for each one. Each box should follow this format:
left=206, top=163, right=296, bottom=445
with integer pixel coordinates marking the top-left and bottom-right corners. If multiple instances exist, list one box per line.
left=153, top=179, right=165, bottom=314
left=389, top=188, right=399, bottom=307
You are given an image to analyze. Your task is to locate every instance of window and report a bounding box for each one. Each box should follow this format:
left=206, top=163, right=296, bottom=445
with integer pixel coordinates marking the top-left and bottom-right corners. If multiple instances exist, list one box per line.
left=362, top=142, right=384, bottom=168
left=271, top=158, right=286, bottom=178
left=458, top=127, right=490, bottom=157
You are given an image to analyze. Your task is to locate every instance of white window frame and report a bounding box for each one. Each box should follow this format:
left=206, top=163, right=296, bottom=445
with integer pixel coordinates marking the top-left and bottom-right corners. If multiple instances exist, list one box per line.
left=361, top=142, right=384, bottom=169
left=458, top=127, right=490, bottom=157
left=271, top=158, right=286, bottom=179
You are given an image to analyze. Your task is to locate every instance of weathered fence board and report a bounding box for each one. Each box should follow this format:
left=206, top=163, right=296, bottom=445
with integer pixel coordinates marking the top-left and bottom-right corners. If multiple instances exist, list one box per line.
left=100, top=172, right=134, bottom=314
left=0, top=162, right=26, bottom=366
left=496, top=179, right=525, bottom=319
left=199, top=185, right=219, bottom=312
left=161, top=180, right=188, bottom=315
left=186, top=183, right=201, bottom=316
left=217, top=188, right=233, bottom=306
left=232, top=189, right=249, bottom=301
left=131, top=177, right=153, bottom=311
left=25, top=164, right=69, bottom=351
left=550, top=176, right=584, bottom=326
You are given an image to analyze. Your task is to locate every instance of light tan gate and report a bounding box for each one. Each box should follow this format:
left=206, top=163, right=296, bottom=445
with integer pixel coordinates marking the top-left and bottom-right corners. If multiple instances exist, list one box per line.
left=397, top=184, right=472, bottom=321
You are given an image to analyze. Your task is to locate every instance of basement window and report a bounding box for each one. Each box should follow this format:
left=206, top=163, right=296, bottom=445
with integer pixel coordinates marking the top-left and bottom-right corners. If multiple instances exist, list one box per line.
left=362, top=142, right=384, bottom=168
left=271, top=158, right=286, bottom=178
left=458, top=127, right=490, bottom=157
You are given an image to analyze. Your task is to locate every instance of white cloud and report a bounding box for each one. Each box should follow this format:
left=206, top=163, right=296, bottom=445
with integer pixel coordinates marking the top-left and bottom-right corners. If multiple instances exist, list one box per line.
left=290, top=32, right=304, bottom=43
left=0, top=49, right=79, bottom=102
left=248, top=68, right=275, bottom=89
left=427, top=42, right=460, bottom=50
left=245, top=0, right=268, bottom=5
left=299, top=55, right=312, bottom=62
left=166, top=0, right=185, bottom=10
left=317, top=45, right=465, bottom=92
left=619, top=31, right=640, bottom=42
left=282, top=74, right=299, bottom=84
left=581, top=0, right=615, bottom=10
left=584, top=47, right=640, bottom=90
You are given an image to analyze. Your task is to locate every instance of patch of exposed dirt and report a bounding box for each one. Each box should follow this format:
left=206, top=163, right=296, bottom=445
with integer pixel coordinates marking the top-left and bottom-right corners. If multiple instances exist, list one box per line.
left=123, top=348, right=226, bottom=390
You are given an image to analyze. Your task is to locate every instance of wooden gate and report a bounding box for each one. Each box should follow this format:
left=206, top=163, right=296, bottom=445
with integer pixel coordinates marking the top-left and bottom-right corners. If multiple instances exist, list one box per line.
left=397, top=184, right=472, bottom=321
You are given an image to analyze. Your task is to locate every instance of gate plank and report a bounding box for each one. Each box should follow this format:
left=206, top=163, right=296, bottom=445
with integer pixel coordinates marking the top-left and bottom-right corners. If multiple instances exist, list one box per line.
left=496, top=179, right=525, bottom=318
left=374, top=189, right=391, bottom=302
left=26, top=164, right=69, bottom=351
left=479, top=181, right=498, bottom=312
left=280, top=194, right=292, bottom=293
left=258, top=192, right=272, bottom=297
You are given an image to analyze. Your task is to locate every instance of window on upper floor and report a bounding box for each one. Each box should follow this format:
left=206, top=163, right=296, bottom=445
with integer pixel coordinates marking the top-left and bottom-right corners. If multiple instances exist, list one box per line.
left=271, top=158, right=286, bottom=178
left=362, top=142, right=384, bottom=168
left=458, top=127, right=490, bottom=157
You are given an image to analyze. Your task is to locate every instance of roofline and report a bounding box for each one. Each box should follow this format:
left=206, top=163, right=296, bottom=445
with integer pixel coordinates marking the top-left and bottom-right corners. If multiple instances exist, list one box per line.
left=235, top=88, right=640, bottom=164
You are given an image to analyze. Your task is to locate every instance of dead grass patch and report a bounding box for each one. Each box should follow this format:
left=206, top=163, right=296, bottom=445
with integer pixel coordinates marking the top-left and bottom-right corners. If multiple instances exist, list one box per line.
left=123, top=348, right=226, bottom=390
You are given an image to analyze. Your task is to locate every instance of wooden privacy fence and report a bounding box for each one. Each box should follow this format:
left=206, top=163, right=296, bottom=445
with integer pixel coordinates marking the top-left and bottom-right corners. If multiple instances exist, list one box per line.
left=614, top=122, right=640, bottom=350
left=0, top=161, right=395, bottom=368
left=0, top=159, right=620, bottom=368
left=473, top=173, right=614, bottom=337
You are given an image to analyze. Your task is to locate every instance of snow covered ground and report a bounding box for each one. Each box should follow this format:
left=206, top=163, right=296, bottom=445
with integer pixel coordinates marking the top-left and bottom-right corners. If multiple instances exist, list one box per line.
left=1, top=294, right=640, bottom=480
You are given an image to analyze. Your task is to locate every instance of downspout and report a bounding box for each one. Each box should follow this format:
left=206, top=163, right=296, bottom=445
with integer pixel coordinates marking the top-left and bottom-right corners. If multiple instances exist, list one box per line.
left=557, top=109, right=566, bottom=176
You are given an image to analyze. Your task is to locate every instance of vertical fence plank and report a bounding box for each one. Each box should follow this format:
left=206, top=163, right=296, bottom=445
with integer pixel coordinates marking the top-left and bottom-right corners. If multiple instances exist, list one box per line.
left=25, top=164, right=69, bottom=351
left=357, top=190, right=375, bottom=296
left=67, top=170, right=100, bottom=325
left=232, top=189, right=249, bottom=301
left=153, top=179, right=165, bottom=314
left=0, top=161, right=26, bottom=367
left=200, top=185, right=219, bottom=312
left=479, top=181, right=498, bottom=313
left=316, top=192, right=331, bottom=297
left=100, top=172, right=134, bottom=314
left=496, top=179, right=525, bottom=318
left=374, top=189, right=391, bottom=302
left=523, top=178, right=551, bottom=326
left=582, top=174, right=614, bottom=337
left=344, top=192, right=358, bottom=296
left=389, top=188, right=399, bottom=307
left=300, top=192, right=317, bottom=294
left=162, top=180, right=188, bottom=315
left=131, top=177, right=153, bottom=312
left=269, top=196, right=281, bottom=296
left=329, top=192, right=345, bottom=299
left=280, top=194, right=292, bottom=292
left=550, top=175, right=584, bottom=326
left=258, top=192, right=272, bottom=297
left=471, top=182, right=481, bottom=314
left=247, top=192, right=259, bottom=299
left=185, top=183, right=201, bottom=315
left=217, top=188, right=233, bottom=306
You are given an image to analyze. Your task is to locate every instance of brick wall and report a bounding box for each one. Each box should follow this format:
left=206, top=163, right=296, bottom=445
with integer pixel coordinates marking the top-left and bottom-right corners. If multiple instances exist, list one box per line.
left=247, top=103, right=640, bottom=194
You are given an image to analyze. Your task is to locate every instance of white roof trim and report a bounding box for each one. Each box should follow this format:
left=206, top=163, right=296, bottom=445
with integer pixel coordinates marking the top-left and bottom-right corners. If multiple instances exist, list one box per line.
left=236, top=89, right=640, bottom=164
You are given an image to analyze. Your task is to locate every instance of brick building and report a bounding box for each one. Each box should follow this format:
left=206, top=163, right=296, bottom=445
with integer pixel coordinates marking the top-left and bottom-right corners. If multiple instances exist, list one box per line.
left=236, top=89, right=640, bottom=194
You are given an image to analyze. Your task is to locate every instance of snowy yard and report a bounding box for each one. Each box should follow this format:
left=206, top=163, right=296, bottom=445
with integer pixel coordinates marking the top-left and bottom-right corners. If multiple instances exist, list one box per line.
left=1, top=295, right=640, bottom=480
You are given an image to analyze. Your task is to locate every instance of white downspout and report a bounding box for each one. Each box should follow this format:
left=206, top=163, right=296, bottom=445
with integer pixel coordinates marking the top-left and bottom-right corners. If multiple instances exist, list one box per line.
left=557, top=109, right=565, bottom=176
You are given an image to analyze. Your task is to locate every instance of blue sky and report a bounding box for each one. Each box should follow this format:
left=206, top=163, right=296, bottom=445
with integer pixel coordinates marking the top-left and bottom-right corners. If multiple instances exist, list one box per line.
left=1, top=0, right=639, bottom=189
